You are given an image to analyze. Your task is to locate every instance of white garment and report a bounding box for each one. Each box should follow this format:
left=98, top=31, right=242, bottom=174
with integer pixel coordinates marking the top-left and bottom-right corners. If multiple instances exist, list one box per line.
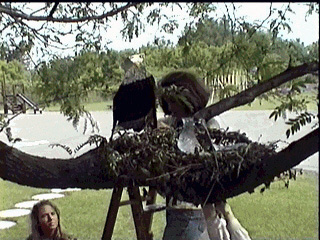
left=202, top=214, right=230, bottom=240
left=177, top=118, right=201, bottom=154
left=202, top=204, right=251, bottom=240
left=226, top=216, right=251, bottom=240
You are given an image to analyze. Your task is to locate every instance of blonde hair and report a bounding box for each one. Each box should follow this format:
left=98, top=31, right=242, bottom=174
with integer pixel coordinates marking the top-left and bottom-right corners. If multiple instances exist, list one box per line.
left=30, top=200, right=62, bottom=240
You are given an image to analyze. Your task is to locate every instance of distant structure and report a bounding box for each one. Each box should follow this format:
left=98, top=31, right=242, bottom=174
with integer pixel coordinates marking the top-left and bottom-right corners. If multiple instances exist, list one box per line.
left=1, top=81, right=41, bottom=115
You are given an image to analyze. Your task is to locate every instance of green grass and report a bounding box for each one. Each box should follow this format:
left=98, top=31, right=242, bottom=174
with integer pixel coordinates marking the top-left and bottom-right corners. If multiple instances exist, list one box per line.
left=228, top=172, right=319, bottom=239
left=234, top=91, right=318, bottom=111
left=215, top=90, right=318, bottom=111
left=41, top=91, right=318, bottom=112
left=0, top=172, right=318, bottom=240
left=44, top=100, right=114, bottom=112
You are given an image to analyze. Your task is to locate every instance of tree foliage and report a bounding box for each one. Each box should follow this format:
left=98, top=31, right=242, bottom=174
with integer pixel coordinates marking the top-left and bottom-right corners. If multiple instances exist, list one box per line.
left=32, top=50, right=124, bottom=125
left=178, top=16, right=232, bottom=47
left=0, top=2, right=318, bottom=139
left=0, top=2, right=216, bottom=60
left=0, top=2, right=318, bottom=214
left=0, top=60, right=30, bottom=87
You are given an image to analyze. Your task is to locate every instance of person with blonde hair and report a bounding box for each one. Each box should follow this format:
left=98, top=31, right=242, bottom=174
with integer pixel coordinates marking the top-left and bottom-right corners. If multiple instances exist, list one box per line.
left=27, top=200, right=76, bottom=240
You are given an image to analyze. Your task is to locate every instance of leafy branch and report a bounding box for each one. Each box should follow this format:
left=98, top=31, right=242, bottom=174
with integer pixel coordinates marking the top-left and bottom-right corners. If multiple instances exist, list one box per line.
left=49, top=134, right=106, bottom=156
left=269, top=97, right=309, bottom=121
left=0, top=113, right=22, bottom=143
left=285, top=112, right=316, bottom=138
left=0, top=2, right=140, bottom=23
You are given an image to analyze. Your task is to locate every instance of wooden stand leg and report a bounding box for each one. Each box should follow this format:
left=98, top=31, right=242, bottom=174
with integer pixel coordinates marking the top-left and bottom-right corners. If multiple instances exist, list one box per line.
left=101, top=186, right=159, bottom=240
left=144, top=187, right=157, bottom=234
left=127, top=186, right=152, bottom=240
left=101, top=187, right=123, bottom=240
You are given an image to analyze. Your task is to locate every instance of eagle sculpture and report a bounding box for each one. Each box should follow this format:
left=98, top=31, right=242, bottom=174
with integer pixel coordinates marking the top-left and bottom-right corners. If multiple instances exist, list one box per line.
left=110, top=54, right=157, bottom=141
left=110, top=54, right=211, bottom=145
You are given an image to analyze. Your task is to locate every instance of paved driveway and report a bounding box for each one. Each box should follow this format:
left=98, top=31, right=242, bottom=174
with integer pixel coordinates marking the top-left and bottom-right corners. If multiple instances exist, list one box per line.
left=0, top=110, right=318, bottom=172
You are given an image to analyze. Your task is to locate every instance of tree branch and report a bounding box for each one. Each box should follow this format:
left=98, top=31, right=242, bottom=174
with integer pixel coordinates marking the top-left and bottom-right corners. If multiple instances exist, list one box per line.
left=48, top=2, right=59, bottom=18
left=205, top=127, right=319, bottom=202
left=194, top=61, right=319, bottom=121
left=0, top=2, right=140, bottom=23
left=0, top=128, right=318, bottom=203
left=0, top=141, right=113, bottom=189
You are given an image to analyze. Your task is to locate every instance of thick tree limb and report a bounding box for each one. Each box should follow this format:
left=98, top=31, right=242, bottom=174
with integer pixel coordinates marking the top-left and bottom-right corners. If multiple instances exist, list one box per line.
left=0, top=141, right=110, bottom=189
left=0, top=62, right=318, bottom=203
left=0, top=128, right=318, bottom=201
left=194, top=62, right=319, bottom=121
left=203, top=127, right=319, bottom=203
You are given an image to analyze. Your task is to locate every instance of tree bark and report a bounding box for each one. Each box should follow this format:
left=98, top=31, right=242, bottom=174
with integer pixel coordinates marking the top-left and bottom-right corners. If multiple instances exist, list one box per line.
left=0, top=141, right=114, bottom=189
left=0, top=62, right=318, bottom=202
left=194, top=62, right=319, bottom=121
left=203, top=127, right=319, bottom=202
left=0, top=128, right=318, bottom=201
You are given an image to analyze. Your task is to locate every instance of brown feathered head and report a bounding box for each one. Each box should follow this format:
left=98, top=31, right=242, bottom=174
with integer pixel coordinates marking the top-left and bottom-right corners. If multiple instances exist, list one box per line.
left=158, top=71, right=210, bottom=119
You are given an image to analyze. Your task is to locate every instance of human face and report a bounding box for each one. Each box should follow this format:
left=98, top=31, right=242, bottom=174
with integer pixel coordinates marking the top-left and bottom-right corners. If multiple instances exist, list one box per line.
left=38, top=205, right=59, bottom=237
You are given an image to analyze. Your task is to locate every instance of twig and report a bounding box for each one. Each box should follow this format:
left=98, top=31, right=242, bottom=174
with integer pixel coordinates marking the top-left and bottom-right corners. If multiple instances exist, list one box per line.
left=146, top=163, right=202, bottom=181
left=235, top=152, right=244, bottom=178
left=203, top=180, right=216, bottom=206
left=0, top=113, right=22, bottom=132
left=198, top=118, right=220, bottom=170
left=48, top=2, right=59, bottom=18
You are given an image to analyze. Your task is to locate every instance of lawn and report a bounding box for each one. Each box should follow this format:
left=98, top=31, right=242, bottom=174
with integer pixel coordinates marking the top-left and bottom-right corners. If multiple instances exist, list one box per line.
left=40, top=91, right=318, bottom=112
left=0, top=91, right=318, bottom=239
left=0, top=172, right=318, bottom=240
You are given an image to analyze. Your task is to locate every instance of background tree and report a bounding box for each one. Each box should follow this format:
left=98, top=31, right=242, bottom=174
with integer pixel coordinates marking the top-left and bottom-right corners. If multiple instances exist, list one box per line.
left=32, top=51, right=124, bottom=125
left=178, top=16, right=232, bottom=47
left=0, top=2, right=318, bottom=203
left=1, top=2, right=318, bottom=121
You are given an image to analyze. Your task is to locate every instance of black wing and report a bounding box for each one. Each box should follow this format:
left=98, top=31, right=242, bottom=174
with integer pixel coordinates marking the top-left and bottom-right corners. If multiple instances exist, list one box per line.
left=110, top=75, right=157, bottom=140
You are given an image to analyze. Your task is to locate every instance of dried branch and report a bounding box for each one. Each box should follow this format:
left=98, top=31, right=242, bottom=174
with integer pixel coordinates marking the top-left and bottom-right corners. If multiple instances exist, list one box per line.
left=0, top=127, right=318, bottom=204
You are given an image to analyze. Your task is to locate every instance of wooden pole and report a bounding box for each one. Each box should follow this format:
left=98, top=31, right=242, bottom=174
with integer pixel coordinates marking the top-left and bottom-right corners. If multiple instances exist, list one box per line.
left=127, top=186, right=152, bottom=240
left=144, top=187, right=157, bottom=234
left=101, top=187, right=123, bottom=240
left=102, top=186, right=156, bottom=240
left=12, top=85, right=15, bottom=104
left=2, top=72, right=8, bottom=114
left=21, top=84, right=26, bottom=113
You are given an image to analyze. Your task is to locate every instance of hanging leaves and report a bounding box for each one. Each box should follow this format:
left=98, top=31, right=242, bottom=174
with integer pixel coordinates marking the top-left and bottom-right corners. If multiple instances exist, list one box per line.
left=285, top=112, right=316, bottom=138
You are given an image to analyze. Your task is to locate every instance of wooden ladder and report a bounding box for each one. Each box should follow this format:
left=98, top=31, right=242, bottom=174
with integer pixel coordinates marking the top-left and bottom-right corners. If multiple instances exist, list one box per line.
left=101, top=186, right=166, bottom=240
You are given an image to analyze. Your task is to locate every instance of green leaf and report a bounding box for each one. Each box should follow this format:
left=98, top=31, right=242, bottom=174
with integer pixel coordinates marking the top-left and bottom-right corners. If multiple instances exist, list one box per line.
left=286, top=129, right=291, bottom=138
left=269, top=111, right=276, bottom=119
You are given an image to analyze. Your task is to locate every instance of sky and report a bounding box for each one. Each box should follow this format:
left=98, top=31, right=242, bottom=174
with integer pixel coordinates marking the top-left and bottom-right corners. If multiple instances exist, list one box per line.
left=105, top=2, right=319, bottom=51
left=18, top=2, right=319, bottom=63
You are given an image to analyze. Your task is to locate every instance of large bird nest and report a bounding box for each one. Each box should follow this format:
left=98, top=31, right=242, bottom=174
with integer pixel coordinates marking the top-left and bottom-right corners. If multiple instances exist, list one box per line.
left=95, top=125, right=290, bottom=205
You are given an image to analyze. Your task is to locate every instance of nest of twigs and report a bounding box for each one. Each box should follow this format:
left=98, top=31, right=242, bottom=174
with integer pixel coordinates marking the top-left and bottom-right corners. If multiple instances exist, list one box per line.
left=97, top=124, right=282, bottom=205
